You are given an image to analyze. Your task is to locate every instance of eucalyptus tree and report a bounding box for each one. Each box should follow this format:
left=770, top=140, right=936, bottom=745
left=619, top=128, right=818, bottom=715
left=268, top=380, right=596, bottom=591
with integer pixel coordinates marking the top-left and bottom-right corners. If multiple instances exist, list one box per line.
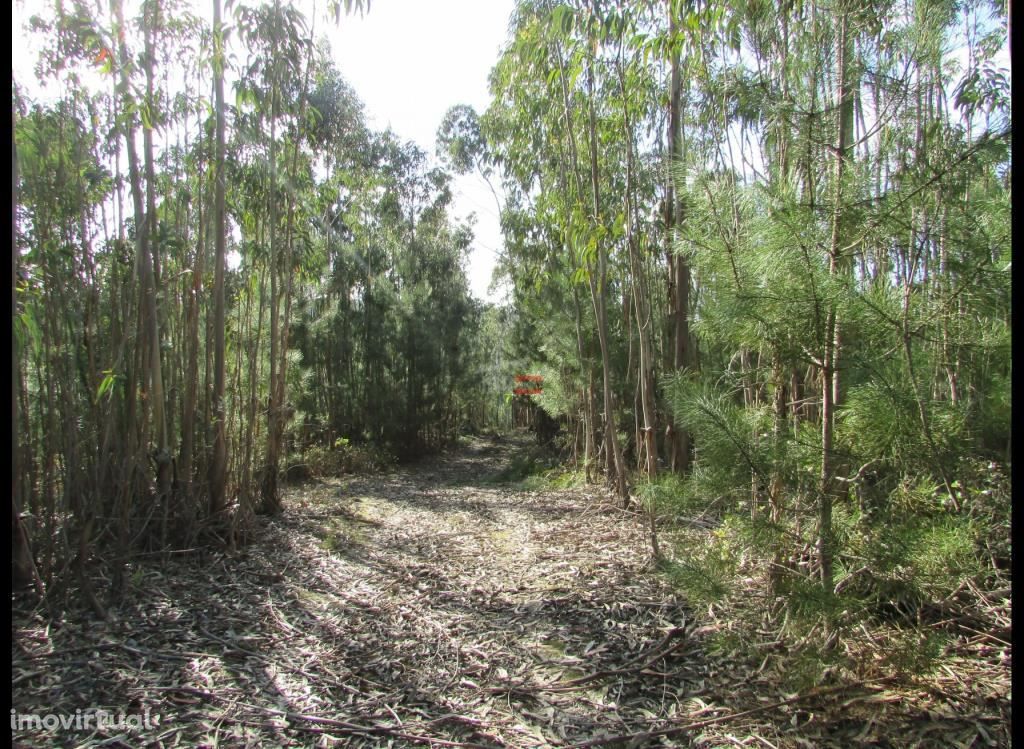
left=12, top=110, right=32, bottom=589
left=607, top=4, right=662, bottom=479
left=279, top=95, right=482, bottom=458
left=662, top=0, right=692, bottom=473
left=14, top=95, right=113, bottom=591
left=487, top=28, right=597, bottom=474
left=106, top=0, right=173, bottom=552
left=437, top=104, right=504, bottom=218
left=15, top=0, right=180, bottom=596
left=232, top=0, right=316, bottom=514
left=487, top=0, right=637, bottom=499
left=286, top=62, right=367, bottom=441
left=208, top=0, right=229, bottom=517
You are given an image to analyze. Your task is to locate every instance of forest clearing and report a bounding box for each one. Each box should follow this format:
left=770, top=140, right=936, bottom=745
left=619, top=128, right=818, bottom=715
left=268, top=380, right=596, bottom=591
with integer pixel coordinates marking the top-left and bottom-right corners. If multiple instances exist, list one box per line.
left=12, top=0, right=1010, bottom=745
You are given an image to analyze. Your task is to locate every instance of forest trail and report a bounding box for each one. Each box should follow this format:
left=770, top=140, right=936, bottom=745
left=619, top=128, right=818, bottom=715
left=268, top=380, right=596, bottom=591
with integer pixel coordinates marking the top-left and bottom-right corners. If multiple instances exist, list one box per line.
left=15, top=434, right=704, bottom=748
left=264, top=432, right=699, bottom=746
left=12, top=434, right=1006, bottom=747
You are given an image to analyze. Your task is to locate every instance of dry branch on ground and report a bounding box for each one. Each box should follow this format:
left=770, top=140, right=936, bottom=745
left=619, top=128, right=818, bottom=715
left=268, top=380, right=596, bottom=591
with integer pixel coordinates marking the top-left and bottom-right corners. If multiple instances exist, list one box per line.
left=12, top=435, right=1010, bottom=748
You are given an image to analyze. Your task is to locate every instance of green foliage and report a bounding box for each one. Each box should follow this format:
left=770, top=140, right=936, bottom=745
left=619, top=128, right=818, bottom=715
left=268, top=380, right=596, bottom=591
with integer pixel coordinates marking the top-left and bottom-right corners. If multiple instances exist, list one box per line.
left=909, top=517, right=980, bottom=583
left=543, top=469, right=587, bottom=490
left=847, top=505, right=981, bottom=588
left=879, top=629, right=950, bottom=675
left=974, top=371, right=1011, bottom=455
left=657, top=542, right=735, bottom=606
left=840, top=370, right=971, bottom=476
left=489, top=450, right=547, bottom=485
left=664, top=374, right=771, bottom=503
left=285, top=440, right=394, bottom=483
left=436, top=104, right=486, bottom=176
left=285, top=124, right=487, bottom=456
left=636, top=472, right=696, bottom=515
left=531, top=364, right=573, bottom=421
left=659, top=519, right=744, bottom=606
left=321, top=532, right=339, bottom=553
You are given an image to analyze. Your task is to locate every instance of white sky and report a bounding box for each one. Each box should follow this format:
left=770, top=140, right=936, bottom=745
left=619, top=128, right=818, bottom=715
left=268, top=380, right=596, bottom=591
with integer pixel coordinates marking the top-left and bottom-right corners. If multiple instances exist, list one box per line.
left=329, top=0, right=515, bottom=302
left=12, top=0, right=516, bottom=303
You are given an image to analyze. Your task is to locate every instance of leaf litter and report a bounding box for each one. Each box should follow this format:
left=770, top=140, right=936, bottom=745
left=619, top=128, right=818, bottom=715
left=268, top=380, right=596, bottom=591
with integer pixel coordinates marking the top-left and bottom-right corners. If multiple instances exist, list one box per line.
left=12, top=434, right=1010, bottom=747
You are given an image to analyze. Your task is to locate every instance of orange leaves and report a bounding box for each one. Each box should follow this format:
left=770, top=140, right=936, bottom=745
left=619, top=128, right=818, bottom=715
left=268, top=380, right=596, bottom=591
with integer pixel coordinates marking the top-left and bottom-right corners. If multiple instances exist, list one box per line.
left=513, top=374, right=543, bottom=395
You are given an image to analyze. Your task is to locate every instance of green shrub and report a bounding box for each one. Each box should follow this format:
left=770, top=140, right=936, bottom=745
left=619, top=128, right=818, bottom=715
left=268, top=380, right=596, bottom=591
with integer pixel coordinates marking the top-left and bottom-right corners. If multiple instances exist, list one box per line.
left=285, top=439, right=395, bottom=482
left=547, top=469, right=586, bottom=489
left=878, top=629, right=949, bottom=675
left=774, top=573, right=849, bottom=624
left=489, top=443, right=557, bottom=485
left=839, top=377, right=970, bottom=480
left=660, top=528, right=739, bottom=605
left=637, top=472, right=697, bottom=515
left=490, top=452, right=541, bottom=483
left=906, top=516, right=981, bottom=588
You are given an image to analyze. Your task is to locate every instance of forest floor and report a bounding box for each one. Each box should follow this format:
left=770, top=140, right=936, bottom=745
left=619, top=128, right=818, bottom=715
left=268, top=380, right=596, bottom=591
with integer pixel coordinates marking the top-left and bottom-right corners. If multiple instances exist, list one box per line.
left=12, top=433, right=1010, bottom=747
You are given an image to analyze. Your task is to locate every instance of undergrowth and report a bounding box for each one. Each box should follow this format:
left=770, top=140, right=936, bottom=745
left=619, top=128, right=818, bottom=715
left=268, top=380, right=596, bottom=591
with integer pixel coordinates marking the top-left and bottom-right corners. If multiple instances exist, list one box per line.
left=487, top=443, right=563, bottom=486
left=286, top=438, right=396, bottom=482
left=651, top=458, right=1010, bottom=683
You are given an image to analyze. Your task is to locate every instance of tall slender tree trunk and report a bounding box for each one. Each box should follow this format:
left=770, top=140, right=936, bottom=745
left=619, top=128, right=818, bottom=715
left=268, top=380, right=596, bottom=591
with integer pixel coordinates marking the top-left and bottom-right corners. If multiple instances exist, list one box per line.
left=583, top=51, right=628, bottom=503
left=142, top=0, right=172, bottom=504
left=12, top=112, right=41, bottom=592
left=275, top=0, right=316, bottom=484
left=616, top=49, right=657, bottom=481
left=180, top=122, right=204, bottom=501
left=106, top=0, right=164, bottom=599
left=209, top=0, right=229, bottom=517
left=768, top=349, right=787, bottom=595
left=111, top=0, right=164, bottom=548
left=544, top=4, right=618, bottom=493
left=820, top=2, right=855, bottom=591
left=572, top=285, right=597, bottom=482
left=665, top=4, right=691, bottom=473
left=260, top=30, right=283, bottom=515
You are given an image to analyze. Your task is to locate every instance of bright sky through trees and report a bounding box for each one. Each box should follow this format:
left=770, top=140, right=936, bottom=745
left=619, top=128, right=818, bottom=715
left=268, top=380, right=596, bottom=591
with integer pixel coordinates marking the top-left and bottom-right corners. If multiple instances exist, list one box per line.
left=330, top=0, right=516, bottom=302
left=11, top=0, right=515, bottom=301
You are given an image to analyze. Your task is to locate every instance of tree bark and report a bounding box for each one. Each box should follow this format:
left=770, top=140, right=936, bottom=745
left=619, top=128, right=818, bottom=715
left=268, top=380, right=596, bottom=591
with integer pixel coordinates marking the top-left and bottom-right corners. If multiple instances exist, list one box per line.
left=111, top=0, right=167, bottom=544
left=665, top=4, right=691, bottom=473
left=142, top=0, right=172, bottom=505
left=180, top=108, right=204, bottom=501
left=260, top=2, right=284, bottom=514
left=12, top=111, right=41, bottom=593
left=544, top=0, right=622, bottom=496
left=583, top=50, right=628, bottom=503
left=820, top=2, right=855, bottom=590
left=209, top=0, right=229, bottom=517
left=616, top=48, right=657, bottom=481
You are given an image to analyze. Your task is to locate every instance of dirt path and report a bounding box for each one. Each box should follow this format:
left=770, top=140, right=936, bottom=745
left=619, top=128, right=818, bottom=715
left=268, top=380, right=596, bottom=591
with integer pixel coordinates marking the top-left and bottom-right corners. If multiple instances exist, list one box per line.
left=13, top=435, right=704, bottom=748
left=12, top=435, right=1005, bottom=747
left=247, top=434, right=701, bottom=746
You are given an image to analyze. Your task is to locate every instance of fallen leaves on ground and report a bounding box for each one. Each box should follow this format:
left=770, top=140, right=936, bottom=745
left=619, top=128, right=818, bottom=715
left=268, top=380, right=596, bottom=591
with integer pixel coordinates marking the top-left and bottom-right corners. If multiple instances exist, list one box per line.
left=12, top=434, right=1010, bottom=747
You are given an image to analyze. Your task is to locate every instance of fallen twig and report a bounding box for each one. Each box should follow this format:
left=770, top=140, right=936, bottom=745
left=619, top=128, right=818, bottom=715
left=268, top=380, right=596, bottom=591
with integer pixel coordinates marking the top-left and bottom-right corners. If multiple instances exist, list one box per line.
left=563, top=676, right=900, bottom=747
